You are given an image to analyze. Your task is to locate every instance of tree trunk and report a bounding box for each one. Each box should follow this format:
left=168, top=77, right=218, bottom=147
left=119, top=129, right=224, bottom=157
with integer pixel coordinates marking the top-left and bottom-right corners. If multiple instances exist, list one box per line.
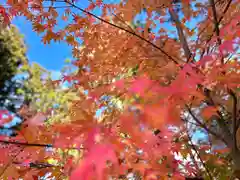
left=231, top=150, right=240, bottom=178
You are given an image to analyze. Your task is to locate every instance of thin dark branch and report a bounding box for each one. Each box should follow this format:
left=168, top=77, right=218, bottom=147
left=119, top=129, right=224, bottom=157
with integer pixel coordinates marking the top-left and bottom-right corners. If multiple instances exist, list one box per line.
left=112, top=13, right=135, bottom=33
left=224, top=52, right=234, bottom=64
left=194, top=23, right=211, bottom=60
left=13, top=161, right=62, bottom=169
left=0, top=140, right=84, bottom=150
left=184, top=121, right=201, bottom=174
left=209, top=0, right=225, bottom=64
left=2, top=5, right=72, bottom=9
left=186, top=130, right=213, bottom=180
left=60, top=0, right=179, bottom=64
left=203, top=88, right=233, bottom=148
left=0, top=140, right=52, bottom=148
left=185, top=105, right=227, bottom=144
left=200, top=0, right=233, bottom=58
left=209, top=0, right=221, bottom=44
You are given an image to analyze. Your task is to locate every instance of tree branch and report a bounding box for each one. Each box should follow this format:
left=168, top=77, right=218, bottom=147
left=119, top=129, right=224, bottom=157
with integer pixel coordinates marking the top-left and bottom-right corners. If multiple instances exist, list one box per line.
left=185, top=105, right=226, bottom=144
left=0, top=140, right=83, bottom=150
left=202, top=88, right=234, bottom=148
left=59, top=0, right=179, bottom=64
left=200, top=0, right=233, bottom=58
left=2, top=4, right=72, bottom=9
left=228, top=89, right=238, bottom=152
left=168, top=7, right=192, bottom=62
left=186, top=130, right=213, bottom=180
left=13, top=161, right=62, bottom=169
left=209, top=0, right=221, bottom=44
left=209, top=0, right=226, bottom=64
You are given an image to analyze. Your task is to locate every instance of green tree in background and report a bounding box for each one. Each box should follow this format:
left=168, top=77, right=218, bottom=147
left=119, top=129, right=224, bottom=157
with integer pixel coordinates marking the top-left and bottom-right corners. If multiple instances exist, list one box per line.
left=19, top=62, right=79, bottom=124
left=0, top=25, right=28, bottom=112
left=0, top=23, right=76, bottom=127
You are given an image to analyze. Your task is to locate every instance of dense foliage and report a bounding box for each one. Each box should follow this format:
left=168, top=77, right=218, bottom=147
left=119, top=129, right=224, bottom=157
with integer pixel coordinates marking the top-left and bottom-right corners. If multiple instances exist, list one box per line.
left=0, top=0, right=239, bottom=179
left=0, top=25, right=28, bottom=112
left=19, top=62, right=79, bottom=124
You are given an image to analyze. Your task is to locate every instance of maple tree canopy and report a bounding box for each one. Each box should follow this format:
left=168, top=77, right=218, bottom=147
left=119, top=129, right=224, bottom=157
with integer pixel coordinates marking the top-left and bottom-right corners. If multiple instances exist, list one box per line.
left=0, top=0, right=239, bottom=179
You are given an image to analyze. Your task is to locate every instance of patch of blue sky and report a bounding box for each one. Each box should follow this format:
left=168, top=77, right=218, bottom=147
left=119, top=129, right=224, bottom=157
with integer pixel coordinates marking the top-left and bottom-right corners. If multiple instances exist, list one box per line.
left=95, top=106, right=107, bottom=118
left=0, top=111, right=22, bottom=129
left=192, top=129, right=208, bottom=144
left=13, top=16, right=73, bottom=71
left=10, top=0, right=121, bottom=73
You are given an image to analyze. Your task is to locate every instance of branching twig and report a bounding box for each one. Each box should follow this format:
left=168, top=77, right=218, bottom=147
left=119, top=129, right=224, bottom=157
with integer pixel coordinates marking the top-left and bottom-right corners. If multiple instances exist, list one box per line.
left=57, top=0, right=179, bottom=64
left=13, top=161, right=62, bottom=169
left=186, top=130, right=213, bottom=180
left=112, top=13, right=135, bottom=33
left=209, top=0, right=225, bottom=65
left=200, top=0, right=233, bottom=58
left=0, top=140, right=84, bottom=150
left=2, top=4, right=72, bottom=9
left=185, top=105, right=227, bottom=144
left=203, top=88, right=234, bottom=148
left=209, top=0, right=221, bottom=44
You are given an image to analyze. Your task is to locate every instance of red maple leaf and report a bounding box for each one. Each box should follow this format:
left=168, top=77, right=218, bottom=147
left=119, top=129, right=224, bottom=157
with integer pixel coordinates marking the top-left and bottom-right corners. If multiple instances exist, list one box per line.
left=26, top=113, right=47, bottom=126
left=70, top=143, right=117, bottom=180
left=0, top=6, right=10, bottom=25
left=219, top=40, right=234, bottom=54
left=129, top=76, right=154, bottom=96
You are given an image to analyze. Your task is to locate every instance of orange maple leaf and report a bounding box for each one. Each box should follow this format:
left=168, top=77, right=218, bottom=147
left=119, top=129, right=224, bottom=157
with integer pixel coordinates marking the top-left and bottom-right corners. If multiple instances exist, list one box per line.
left=201, top=106, right=218, bottom=120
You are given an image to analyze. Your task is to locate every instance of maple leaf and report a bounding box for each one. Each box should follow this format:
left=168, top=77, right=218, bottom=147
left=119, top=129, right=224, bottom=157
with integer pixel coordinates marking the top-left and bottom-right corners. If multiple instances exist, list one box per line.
left=62, top=75, right=74, bottom=83
left=0, top=6, right=10, bottom=25
left=26, top=112, right=47, bottom=126
left=201, top=106, right=218, bottom=120
left=66, top=35, right=77, bottom=46
left=70, top=143, right=117, bottom=180
left=42, top=30, right=56, bottom=44
left=142, top=104, right=166, bottom=128
left=113, top=79, right=125, bottom=89
left=47, top=18, right=57, bottom=28
left=129, top=76, right=154, bottom=96
left=219, top=40, right=234, bottom=54
left=197, top=55, right=214, bottom=66
left=32, top=22, right=46, bottom=34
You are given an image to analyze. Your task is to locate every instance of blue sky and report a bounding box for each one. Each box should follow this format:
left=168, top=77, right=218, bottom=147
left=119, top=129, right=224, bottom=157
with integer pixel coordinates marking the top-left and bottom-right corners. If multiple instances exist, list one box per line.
left=13, top=16, right=72, bottom=71
left=11, top=0, right=120, bottom=75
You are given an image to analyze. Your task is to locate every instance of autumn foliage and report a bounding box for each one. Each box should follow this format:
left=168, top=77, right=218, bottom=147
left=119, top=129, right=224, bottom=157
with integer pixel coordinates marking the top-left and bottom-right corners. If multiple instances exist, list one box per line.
left=0, top=0, right=240, bottom=179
